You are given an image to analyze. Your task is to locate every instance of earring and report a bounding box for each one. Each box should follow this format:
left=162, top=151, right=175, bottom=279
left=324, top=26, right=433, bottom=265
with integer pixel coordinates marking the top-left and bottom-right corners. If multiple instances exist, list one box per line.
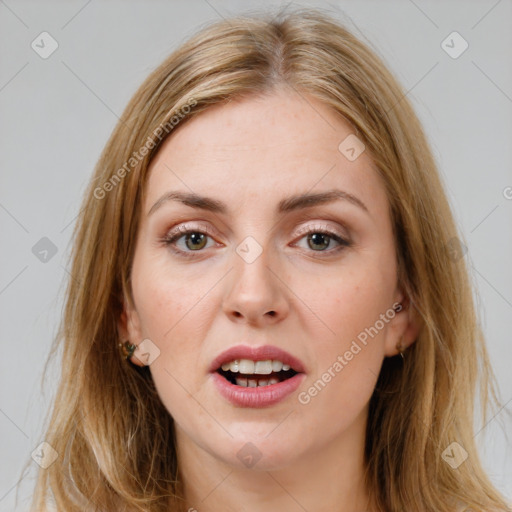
left=396, top=337, right=406, bottom=360
left=119, top=340, right=136, bottom=360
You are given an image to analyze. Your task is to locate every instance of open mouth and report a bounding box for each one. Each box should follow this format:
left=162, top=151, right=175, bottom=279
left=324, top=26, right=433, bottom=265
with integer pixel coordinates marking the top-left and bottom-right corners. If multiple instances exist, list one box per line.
left=210, top=352, right=306, bottom=406
left=209, top=346, right=306, bottom=395
left=217, top=366, right=299, bottom=387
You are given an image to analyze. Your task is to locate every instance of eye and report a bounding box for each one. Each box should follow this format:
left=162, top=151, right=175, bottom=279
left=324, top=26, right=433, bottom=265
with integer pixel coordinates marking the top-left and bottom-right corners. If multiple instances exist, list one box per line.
left=162, top=227, right=217, bottom=258
left=293, top=225, right=351, bottom=256
left=160, top=223, right=351, bottom=259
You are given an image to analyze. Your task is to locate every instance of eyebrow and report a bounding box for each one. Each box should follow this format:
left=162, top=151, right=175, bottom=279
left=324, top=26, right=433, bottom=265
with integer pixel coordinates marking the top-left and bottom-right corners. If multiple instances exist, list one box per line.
left=148, top=188, right=369, bottom=217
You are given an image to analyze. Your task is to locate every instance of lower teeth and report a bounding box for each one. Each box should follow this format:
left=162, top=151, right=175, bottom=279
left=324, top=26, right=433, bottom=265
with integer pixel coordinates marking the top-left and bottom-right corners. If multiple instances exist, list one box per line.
left=235, top=377, right=280, bottom=387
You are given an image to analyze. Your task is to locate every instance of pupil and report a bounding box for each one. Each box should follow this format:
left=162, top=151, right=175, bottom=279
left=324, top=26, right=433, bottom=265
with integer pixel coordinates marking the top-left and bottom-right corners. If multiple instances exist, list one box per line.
left=309, top=233, right=329, bottom=251
left=186, top=233, right=206, bottom=250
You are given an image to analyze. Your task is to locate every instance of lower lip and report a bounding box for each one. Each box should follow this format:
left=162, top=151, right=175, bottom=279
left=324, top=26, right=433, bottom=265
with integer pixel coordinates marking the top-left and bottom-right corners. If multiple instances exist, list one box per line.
left=211, top=371, right=306, bottom=408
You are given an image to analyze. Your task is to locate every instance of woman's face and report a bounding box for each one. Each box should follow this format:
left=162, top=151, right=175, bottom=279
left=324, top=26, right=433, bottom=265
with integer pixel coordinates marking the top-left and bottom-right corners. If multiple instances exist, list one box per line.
left=121, top=88, right=415, bottom=471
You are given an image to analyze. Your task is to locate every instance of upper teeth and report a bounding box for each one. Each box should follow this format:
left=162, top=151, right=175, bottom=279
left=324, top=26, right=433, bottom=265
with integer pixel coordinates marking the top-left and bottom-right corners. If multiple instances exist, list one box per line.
left=221, top=359, right=291, bottom=374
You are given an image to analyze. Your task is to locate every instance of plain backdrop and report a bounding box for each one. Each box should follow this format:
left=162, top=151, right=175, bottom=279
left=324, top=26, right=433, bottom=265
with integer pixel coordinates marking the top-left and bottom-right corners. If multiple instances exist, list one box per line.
left=1, top=0, right=511, bottom=510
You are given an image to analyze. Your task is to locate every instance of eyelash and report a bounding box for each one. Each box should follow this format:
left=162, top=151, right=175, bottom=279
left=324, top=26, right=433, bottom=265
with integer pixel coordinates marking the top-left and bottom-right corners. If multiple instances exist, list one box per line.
left=160, top=223, right=351, bottom=260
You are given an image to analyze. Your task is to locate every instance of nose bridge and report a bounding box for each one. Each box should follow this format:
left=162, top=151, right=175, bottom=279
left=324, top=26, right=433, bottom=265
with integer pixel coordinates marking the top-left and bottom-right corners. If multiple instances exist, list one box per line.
left=223, top=232, right=289, bottom=324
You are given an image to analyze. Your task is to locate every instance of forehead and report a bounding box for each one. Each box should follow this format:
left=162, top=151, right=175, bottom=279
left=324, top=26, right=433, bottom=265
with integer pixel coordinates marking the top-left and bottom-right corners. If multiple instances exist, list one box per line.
left=144, top=90, right=387, bottom=219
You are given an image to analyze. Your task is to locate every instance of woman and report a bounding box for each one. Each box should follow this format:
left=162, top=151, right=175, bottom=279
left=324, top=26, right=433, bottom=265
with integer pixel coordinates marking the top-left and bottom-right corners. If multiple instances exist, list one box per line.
left=27, top=7, right=511, bottom=512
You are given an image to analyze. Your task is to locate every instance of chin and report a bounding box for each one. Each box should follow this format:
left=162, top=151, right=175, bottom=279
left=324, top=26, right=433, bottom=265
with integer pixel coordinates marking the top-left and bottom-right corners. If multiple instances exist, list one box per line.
left=211, top=431, right=304, bottom=472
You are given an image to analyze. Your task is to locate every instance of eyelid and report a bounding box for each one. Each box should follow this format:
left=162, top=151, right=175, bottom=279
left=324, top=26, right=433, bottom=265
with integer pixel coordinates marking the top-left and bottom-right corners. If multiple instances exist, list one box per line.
left=292, top=221, right=349, bottom=240
left=293, top=220, right=352, bottom=243
left=165, top=222, right=220, bottom=239
left=161, top=219, right=352, bottom=259
left=164, top=220, right=348, bottom=242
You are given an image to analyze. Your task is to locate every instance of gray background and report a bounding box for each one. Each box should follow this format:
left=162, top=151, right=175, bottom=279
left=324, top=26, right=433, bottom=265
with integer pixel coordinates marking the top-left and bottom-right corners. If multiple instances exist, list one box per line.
left=1, top=0, right=511, bottom=509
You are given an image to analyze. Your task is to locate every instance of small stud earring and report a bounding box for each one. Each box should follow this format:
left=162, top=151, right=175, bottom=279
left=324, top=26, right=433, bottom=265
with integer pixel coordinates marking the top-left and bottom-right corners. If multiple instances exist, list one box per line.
left=119, top=340, right=136, bottom=360
left=396, top=337, right=406, bottom=360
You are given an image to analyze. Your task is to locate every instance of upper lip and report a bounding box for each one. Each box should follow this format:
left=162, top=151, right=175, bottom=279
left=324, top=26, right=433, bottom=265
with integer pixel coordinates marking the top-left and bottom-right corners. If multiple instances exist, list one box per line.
left=209, top=344, right=306, bottom=374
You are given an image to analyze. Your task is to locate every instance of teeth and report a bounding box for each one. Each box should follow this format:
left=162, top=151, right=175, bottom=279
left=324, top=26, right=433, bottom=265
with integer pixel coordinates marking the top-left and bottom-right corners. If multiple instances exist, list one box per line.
left=272, top=360, right=283, bottom=372
left=254, top=360, right=272, bottom=374
left=238, top=359, right=255, bottom=374
left=234, top=376, right=281, bottom=387
left=221, top=358, right=292, bottom=374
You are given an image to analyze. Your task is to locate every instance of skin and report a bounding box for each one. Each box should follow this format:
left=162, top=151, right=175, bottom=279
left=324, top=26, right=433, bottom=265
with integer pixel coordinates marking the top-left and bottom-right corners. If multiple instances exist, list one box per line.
left=119, top=86, right=421, bottom=512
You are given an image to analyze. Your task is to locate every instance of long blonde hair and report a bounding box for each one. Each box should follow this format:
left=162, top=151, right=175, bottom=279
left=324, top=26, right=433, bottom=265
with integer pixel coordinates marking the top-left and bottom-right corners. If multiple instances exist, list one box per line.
left=24, top=7, right=511, bottom=511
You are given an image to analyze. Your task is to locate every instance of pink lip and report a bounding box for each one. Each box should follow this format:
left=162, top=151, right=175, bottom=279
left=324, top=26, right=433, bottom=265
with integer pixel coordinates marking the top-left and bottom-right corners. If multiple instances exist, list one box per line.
left=209, top=344, right=307, bottom=408
left=211, top=371, right=306, bottom=408
left=209, top=344, right=306, bottom=374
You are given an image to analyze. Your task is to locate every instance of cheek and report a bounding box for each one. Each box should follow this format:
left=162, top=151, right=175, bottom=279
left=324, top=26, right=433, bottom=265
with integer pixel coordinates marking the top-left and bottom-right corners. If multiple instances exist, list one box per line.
left=292, top=254, right=395, bottom=428
left=131, top=267, right=209, bottom=418
left=132, top=256, right=209, bottom=339
left=296, top=258, right=393, bottom=349
left=130, top=258, right=218, bottom=388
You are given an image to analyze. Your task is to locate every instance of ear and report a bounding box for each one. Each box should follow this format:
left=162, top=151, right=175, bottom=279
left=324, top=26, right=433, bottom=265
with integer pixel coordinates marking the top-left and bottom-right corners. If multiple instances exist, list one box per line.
left=118, top=295, right=146, bottom=367
left=383, top=292, right=422, bottom=358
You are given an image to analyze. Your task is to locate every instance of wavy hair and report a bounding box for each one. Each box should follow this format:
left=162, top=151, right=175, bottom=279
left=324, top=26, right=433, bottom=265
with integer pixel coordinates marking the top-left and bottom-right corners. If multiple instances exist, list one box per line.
left=24, top=7, right=511, bottom=512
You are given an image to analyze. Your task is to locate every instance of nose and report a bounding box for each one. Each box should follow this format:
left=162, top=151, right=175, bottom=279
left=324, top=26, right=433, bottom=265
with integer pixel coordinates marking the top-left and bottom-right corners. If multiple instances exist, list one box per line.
left=222, top=243, right=290, bottom=327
